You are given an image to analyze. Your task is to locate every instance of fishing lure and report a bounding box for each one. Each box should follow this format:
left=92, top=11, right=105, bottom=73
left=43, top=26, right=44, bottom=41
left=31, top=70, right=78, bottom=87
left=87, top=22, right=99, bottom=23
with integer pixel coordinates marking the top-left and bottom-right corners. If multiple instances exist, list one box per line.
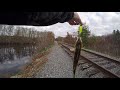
left=79, top=25, right=83, bottom=35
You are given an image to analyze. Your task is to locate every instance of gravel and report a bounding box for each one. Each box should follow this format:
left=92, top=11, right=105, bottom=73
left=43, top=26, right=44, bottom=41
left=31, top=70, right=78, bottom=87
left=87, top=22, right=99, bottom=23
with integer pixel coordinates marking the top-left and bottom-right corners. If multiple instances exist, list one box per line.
left=34, top=42, right=115, bottom=78
left=35, top=42, right=73, bottom=78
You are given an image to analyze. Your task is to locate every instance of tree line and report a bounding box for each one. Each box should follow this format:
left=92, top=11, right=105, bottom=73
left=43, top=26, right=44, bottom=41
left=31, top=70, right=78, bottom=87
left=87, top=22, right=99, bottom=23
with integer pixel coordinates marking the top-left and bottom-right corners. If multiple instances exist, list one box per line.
left=87, top=30, right=120, bottom=58
left=56, top=25, right=120, bottom=58
left=0, top=25, right=55, bottom=45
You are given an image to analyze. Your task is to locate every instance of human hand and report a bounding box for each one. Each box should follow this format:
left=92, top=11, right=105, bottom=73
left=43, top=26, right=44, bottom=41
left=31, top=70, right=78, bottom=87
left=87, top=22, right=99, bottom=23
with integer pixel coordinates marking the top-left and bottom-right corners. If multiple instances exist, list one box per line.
left=68, top=12, right=83, bottom=25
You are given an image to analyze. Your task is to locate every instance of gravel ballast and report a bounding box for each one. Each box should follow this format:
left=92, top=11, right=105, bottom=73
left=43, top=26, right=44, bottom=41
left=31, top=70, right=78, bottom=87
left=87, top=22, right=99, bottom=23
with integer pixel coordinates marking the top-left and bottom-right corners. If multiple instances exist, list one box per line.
left=35, top=42, right=73, bottom=78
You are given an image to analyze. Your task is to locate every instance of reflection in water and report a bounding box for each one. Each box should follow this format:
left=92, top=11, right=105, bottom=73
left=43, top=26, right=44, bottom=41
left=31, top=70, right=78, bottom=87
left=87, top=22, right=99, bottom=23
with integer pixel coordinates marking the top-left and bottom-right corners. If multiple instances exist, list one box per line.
left=0, top=45, right=36, bottom=64
left=0, top=45, right=38, bottom=77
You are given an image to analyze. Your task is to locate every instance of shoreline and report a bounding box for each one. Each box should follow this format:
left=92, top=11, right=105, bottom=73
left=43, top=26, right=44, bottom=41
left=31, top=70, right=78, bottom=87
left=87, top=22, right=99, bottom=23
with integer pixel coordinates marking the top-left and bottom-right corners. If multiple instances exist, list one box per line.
left=10, top=44, right=54, bottom=78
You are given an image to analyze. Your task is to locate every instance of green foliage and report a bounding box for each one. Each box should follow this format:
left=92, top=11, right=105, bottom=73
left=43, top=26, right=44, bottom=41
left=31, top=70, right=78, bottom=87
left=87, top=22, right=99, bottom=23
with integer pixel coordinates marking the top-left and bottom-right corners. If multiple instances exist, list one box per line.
left=80, top=25, right=90, bottom=47
left=113, top=29, right=120, bottom=44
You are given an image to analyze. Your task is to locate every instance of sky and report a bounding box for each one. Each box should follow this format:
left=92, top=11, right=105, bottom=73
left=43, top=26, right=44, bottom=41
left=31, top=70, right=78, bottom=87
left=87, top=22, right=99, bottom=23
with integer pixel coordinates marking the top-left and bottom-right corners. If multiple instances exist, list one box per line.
left=24, top=12, right=120, bottom=38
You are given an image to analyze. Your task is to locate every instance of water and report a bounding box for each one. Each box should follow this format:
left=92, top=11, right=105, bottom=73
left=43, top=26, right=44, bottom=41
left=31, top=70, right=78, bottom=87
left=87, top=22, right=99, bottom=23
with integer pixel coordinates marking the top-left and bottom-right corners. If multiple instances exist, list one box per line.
left=0, top=45, right=37, bottom=78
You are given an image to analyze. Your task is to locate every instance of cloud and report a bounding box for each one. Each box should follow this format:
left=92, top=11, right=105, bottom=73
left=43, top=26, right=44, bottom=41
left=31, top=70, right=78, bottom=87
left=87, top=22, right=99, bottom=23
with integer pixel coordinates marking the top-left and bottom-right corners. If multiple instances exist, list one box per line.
left=22, top=12, right=120, bottom=37
left=32, top=22, right=78, bottom=38
left=78, top=12, right=120, bottom=36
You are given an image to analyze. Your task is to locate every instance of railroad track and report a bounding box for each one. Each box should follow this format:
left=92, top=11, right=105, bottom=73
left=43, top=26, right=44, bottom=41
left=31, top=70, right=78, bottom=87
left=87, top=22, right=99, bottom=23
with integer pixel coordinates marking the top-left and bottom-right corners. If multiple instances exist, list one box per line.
left=60, top=43, right=120, bottom=78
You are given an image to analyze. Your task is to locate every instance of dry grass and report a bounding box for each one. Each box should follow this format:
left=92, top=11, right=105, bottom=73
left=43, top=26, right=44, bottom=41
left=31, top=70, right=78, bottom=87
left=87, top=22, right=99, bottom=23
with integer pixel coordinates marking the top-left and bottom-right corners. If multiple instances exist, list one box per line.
left=11, top=46, right=52, bottom=78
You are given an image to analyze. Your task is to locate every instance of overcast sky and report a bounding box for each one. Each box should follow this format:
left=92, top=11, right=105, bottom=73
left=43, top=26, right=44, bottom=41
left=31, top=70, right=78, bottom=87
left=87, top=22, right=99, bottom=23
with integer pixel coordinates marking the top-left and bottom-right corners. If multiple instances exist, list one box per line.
left=25, top=12, right=120, bottom=38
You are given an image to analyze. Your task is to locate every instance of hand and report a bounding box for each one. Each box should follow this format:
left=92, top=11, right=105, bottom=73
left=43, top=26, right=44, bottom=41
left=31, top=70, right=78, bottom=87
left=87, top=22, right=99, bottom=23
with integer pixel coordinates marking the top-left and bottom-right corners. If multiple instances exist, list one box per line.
left=68, top=12, right=83, bottom=25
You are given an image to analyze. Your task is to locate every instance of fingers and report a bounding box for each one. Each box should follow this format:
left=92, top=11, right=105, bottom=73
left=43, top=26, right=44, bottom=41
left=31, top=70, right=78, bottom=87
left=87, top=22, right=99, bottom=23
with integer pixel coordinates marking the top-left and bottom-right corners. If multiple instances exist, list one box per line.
left=68, top=19, right=75, bottom=25
left=75, top=19, right=81, bottom=25
left=68, top=19, right=80, bottom=25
